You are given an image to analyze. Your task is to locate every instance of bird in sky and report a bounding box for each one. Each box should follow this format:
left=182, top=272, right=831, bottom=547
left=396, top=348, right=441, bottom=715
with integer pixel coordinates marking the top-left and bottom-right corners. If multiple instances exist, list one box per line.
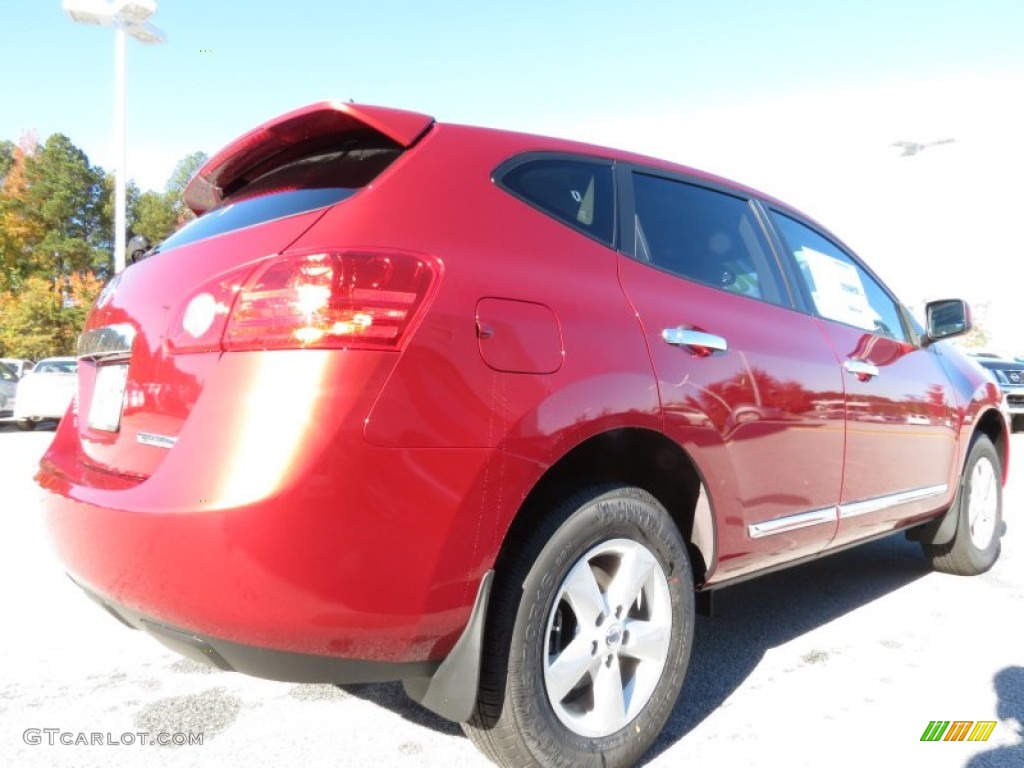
left=891, top=138, right=956, bottom=156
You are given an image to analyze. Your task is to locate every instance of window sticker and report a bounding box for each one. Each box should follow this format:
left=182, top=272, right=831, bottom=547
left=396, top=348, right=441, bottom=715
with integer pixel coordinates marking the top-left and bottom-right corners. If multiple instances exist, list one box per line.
left=797, top=246, right=880, bottom=331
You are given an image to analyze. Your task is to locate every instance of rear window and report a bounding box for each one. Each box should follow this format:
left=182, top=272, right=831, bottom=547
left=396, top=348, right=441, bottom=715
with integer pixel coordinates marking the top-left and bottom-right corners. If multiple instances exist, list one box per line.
left=159, top=146, right=401, bottom=252
left=35, top=360, right=78, bottom=374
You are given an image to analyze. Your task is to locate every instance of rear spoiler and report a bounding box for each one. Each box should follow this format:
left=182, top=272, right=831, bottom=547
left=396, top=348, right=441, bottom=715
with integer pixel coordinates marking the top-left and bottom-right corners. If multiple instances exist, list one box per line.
left=184, top=102, right=434, bottom=215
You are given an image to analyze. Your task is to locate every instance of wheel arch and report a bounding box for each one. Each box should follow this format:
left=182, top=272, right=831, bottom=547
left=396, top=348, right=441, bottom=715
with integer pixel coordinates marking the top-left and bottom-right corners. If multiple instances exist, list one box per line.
left=974, top=406, right=1010, bottom=484
left=909, top=406, right=1008, bottom=548
left=497, top=427, right=715, bottom=588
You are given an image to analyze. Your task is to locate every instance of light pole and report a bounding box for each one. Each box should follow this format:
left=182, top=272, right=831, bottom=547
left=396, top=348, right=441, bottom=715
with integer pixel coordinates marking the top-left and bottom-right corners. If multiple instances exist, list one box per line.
left=62, top=0, right=165, bottom=275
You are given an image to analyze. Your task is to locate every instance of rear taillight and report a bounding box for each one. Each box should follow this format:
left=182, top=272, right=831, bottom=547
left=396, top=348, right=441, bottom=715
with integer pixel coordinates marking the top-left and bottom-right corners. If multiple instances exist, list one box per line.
left=166, top=264, right=256, bottom=354
left=167, top=250, right=438, bottom=355
left=223, top=249, right=438, bottom=351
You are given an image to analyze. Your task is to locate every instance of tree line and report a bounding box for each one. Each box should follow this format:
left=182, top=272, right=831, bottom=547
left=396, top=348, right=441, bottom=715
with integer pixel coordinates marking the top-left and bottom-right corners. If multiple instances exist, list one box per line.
left=0, top=133, right=206, bottom=360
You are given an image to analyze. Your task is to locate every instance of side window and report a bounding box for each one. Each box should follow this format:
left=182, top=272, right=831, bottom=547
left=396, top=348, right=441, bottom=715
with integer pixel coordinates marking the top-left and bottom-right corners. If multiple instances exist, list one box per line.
left=498, top=156, right=614, bottom=244
left=631, top=173, right=786, bottom=306
left=772, top=212, right=909, bottom=342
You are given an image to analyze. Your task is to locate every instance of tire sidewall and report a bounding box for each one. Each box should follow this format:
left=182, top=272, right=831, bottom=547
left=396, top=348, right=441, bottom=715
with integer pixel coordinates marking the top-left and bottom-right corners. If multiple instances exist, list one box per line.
left=508, top=487, right=694, bottom=767
left=956, top=437, right=1002, bottom=569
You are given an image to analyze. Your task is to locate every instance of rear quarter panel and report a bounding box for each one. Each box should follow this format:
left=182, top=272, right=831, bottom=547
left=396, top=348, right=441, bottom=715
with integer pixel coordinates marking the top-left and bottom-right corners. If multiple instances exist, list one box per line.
left=287, top=124, right=663, bottom=588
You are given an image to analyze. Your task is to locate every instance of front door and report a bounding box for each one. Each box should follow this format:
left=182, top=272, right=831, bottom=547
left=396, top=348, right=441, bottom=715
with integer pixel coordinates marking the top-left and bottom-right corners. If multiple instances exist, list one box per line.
left=769, top=211, right=959, bottom=548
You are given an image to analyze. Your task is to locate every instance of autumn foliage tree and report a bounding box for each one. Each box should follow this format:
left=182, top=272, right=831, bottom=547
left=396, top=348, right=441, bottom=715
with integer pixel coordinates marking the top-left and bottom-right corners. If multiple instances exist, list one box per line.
left=0, top=132, right=203, bottom=358
left=0, top=137, right=44, bottom=293
left=0, top=272, right=104, bottom=359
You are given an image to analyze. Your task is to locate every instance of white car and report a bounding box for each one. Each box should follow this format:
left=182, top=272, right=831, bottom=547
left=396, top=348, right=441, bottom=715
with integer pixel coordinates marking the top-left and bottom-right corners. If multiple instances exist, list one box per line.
left=14, top=357, right=78, bottom=431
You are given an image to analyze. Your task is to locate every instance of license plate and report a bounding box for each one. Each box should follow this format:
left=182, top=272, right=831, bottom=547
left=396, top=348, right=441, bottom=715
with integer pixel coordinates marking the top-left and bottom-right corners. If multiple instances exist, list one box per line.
left=88, top=363, right=129, bottom=432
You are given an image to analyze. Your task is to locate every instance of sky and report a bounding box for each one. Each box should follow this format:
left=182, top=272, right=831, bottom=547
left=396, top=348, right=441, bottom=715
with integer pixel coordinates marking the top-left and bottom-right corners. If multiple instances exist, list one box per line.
left=3, top=0, right=1024, bottom=348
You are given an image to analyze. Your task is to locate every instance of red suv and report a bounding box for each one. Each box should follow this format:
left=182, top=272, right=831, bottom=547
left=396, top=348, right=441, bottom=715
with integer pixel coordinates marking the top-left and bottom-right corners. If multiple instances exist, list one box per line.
left=39, top=102, right=1008, bottom=768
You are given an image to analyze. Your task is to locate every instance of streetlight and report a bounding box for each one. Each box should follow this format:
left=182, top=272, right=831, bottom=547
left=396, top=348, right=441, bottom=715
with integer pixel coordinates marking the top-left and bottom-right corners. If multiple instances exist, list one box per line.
left=62, top=0, right=165, bottom=275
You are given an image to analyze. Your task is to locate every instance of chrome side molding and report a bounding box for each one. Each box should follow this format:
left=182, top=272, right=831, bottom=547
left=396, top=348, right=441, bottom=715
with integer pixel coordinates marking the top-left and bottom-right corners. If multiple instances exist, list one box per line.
left=838, top=484, right=948, bottom=520
left=748, top=506, right=837, bottom=539
left=748, top=484, right=949, bottom=538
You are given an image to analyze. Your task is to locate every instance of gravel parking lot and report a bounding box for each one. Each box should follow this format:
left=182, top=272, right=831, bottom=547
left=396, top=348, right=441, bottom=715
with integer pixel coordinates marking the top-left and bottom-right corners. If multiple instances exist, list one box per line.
left=1, top=422, right=1021, bottom=768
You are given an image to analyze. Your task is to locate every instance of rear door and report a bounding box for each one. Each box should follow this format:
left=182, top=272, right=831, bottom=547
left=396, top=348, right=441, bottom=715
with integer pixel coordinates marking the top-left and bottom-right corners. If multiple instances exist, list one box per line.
left=767, top=210, right=959, bottom=548
left=617, top=168, right=845, bottom=582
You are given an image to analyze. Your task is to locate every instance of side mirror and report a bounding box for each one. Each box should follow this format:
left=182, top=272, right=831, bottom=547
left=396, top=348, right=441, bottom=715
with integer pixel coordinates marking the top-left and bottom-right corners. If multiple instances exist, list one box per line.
left=128, top=234, right=152, bottom=265
left=925, top=298, right=972, bottom=343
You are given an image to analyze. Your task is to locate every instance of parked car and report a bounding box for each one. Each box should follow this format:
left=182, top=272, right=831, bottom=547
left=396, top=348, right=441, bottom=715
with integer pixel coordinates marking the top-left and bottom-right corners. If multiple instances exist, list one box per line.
left=969, top=352, right=1024, bottom=432
left=0, top=357, right=34, bottom=378
left=0, top=360, right=17, bottom=419
left=38, top=102, right=1008, bottom=768
left=14, top=356, right=78, bottom=430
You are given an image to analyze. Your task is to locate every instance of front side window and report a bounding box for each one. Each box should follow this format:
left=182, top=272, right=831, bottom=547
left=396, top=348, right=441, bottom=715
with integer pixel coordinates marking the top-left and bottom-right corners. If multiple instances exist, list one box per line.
left=771, top=213, right=908, bottom=342
left=631, top=173, right=786, bottom=306
left=498, top=156, right=614, bottom=244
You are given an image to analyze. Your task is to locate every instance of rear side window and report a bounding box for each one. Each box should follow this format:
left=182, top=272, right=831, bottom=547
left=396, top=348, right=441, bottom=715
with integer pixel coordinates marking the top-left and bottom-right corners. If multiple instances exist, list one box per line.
left=159, top=146, right=402, bottom=252
left=632, top=173, right=786, bottom=306
left=497, top=156, right=614, bottom=245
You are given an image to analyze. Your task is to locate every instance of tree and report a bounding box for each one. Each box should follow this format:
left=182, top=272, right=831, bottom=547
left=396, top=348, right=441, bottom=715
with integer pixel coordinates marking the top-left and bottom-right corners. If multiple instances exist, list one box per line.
left=0, top=138, right=209, bottom=359
left=0, top=272, right=103, bottom=358
left=166, top=150, right=207, bottom=226
left=0, top=138, right=46, bottom=293
left=125, top=150, right=208, bottom=247
left=132, top=189, right=178, bottom=243
left=19, top=134, right=111, bottom=279
left=0, top=139, right=15, bottom=182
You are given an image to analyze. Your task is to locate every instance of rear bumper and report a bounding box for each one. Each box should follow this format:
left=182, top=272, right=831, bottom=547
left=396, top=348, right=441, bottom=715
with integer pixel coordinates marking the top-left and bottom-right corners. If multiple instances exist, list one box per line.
left=40, top=431, right=500, bottom=664
left=74, top=578, right=437, bottom=683
left=36, top=352, right=523, bottom=666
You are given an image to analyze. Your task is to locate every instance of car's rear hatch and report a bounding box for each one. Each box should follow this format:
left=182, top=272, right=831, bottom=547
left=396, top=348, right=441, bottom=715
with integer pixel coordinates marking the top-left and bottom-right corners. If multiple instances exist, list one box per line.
left=71, top=102, right=434, bottom=481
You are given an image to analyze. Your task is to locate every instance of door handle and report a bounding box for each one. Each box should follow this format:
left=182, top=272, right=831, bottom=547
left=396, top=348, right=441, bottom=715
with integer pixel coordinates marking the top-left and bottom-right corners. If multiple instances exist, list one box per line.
left=844, top=359, right=880, bottom=380
left=661, top=328, right=728, bottom=357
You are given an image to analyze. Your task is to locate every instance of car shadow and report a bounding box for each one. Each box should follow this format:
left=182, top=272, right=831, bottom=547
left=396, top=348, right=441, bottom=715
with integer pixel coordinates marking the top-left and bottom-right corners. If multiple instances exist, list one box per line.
left=641, top=532, right=933, bottom=761
left=338, top=681, right=464, bottom=736
left=338, top=532, right=933, bottom=750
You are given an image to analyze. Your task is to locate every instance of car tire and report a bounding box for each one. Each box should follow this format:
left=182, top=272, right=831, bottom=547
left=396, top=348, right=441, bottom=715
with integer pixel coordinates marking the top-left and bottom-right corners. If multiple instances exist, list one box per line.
left=15, top=419, right=35, bottom=432
left=922, top=434, right=1002, bottom=576
left=462, top=486, right=694, bottom=768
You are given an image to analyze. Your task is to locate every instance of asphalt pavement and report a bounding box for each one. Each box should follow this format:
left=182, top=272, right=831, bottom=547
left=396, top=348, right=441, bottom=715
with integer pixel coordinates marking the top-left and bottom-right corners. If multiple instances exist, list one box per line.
left=1, top=421, right=1021, bottom=768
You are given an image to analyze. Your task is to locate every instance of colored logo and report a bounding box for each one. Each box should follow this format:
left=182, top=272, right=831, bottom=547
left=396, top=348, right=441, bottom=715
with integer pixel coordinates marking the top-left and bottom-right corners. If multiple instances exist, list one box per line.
left=921, top=720, right=997, bottom=742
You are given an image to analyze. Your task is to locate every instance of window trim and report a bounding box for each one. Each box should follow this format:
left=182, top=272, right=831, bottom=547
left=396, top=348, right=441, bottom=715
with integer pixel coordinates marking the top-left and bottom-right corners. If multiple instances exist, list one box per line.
left=493, top=152, right=618, bottom=249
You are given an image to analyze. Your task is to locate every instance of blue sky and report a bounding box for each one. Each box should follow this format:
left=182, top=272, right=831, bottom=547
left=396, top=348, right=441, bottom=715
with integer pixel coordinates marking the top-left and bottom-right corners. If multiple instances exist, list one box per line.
left=4, top=0, right=1021, bottom=190
left=4, top=0, right=1024, bottom=345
